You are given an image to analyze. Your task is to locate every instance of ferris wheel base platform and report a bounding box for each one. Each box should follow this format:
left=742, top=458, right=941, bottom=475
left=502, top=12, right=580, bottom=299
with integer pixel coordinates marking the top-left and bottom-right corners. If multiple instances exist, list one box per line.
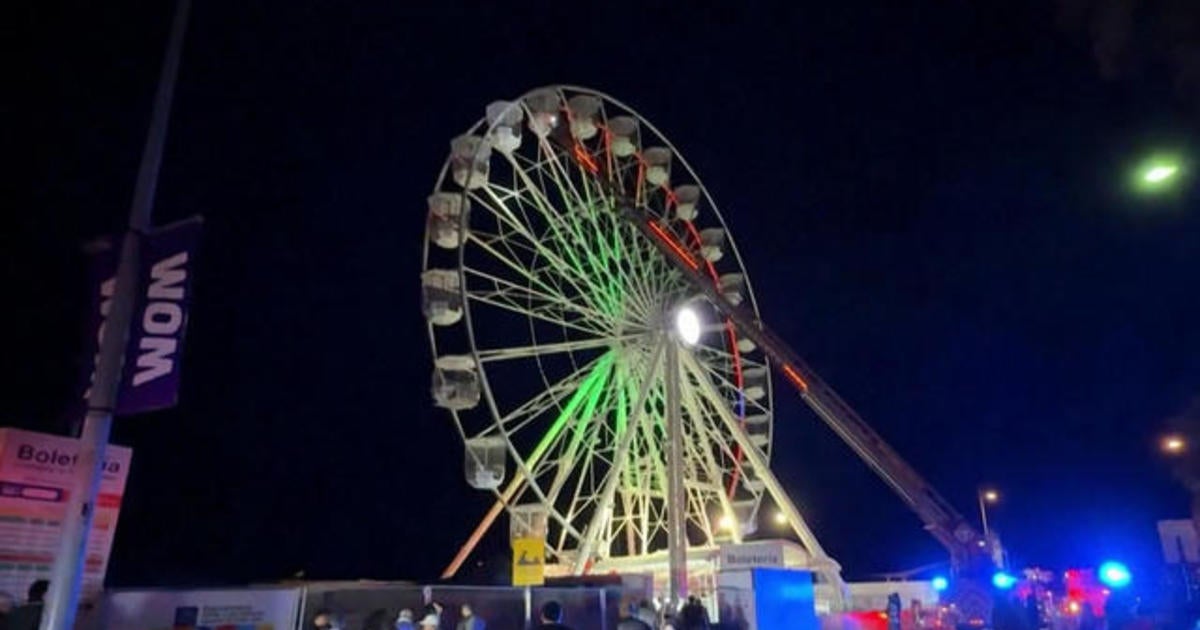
left=543, top=539, right=844, bottom=614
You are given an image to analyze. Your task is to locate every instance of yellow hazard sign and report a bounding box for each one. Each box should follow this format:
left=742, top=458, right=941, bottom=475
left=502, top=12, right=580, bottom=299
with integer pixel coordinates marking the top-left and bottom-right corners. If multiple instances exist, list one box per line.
left=511, top=536, right=545, bottom=586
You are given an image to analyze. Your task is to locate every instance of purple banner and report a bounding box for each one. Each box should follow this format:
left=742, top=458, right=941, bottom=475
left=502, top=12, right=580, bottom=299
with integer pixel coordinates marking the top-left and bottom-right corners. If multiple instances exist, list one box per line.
left=83, top=216, right=202, bottom=415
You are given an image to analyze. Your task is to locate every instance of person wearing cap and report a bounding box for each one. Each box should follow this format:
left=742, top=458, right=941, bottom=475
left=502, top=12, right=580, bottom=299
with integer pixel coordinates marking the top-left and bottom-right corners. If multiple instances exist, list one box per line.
left=535, top=600, right=572, bottom=630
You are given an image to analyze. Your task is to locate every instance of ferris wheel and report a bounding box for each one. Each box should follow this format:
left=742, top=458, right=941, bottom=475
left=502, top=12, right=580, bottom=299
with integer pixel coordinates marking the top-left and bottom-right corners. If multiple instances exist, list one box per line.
left=421, top=86, right=839, bottom=586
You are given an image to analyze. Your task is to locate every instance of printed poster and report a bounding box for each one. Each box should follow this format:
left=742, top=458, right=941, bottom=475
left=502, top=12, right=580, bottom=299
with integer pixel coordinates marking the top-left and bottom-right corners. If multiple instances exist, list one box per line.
left=0, top=428, right=131, bottom=602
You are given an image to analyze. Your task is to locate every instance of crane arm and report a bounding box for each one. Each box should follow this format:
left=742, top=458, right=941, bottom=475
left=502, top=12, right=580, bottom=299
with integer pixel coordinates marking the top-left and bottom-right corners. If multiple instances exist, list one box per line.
left=629, top=208, right=982, bottom=564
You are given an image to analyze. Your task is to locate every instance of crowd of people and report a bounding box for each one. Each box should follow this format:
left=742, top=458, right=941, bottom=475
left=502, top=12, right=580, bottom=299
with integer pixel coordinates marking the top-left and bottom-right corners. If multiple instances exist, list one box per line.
left=309, top=595, right=713, bottom=630
left=310, top=599, right=584, bottom=630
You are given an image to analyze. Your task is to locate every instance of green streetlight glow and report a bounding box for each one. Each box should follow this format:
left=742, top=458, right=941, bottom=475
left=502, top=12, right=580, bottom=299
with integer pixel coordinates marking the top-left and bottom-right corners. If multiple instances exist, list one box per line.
left=1144, top=164, right=1179, bottom=183
left=1131, top=154, right=1186, bottom=195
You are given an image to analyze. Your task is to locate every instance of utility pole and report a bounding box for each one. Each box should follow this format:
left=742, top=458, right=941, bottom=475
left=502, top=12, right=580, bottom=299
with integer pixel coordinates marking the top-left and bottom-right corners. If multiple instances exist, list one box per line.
left=40, top=2, right=190, bottom=628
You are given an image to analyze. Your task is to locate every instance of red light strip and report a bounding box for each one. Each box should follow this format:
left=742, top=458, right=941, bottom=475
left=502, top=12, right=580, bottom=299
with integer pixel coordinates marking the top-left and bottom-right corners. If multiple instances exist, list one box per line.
left=646, top=221, right=699, bottom=270
left=782, top=364, right=810, bottom=392
left=601, top=126, right=614, bottom=176
left=724, top=318, right=748, bottom=498
left=677, top=220, right=750, bottom=498
left=573, top=143, right=599, bottom=174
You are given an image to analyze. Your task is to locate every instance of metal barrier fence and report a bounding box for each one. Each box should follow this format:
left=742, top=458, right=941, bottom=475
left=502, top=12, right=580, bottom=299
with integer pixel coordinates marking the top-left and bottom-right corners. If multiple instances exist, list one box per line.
left=298, top=582, right=620, bottom=630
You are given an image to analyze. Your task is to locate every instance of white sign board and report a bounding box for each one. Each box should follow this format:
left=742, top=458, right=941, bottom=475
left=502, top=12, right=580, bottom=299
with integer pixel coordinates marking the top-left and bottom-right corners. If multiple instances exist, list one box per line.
left=0, top=428, right=132, bottom=601
left=719, top=541, right=787, bottom=571
left=104, top=587, right=303, bottom=630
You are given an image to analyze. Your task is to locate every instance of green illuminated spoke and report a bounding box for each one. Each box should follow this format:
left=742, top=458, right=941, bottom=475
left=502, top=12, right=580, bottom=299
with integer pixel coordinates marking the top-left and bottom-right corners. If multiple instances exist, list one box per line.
left=478, top=352, right=611, bottom=438
left=492, top=161, right=619, bottom=316
left=469, top=188, right=610, bottom=316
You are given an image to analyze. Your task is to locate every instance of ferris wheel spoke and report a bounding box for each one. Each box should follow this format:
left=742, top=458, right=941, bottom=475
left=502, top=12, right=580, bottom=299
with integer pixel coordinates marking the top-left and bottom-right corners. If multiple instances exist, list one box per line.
left=680, top=376, right=752, bottom=527
left=474, top=336, right=628, bottom=364
left=503, top=145, right=670, bottom=328
left=461, top=244, right=612, bottom=335
left=624, top=222, right=682, bottom=311
left=684, top=481, right=719, bottom=545
left=516, top=187, right=628, bottom=320
left=480, top=360, right=607, bottom=549
left=463, top=354, right=608, bottom=480
left=567, top=337, right=666, bottom=570
left=491, top=352, right=612, bottom=444
left=466, top=291, right=609, bottom=338
left=462, top=264, right=611, bottom=325
left=493, top=161, right=621, bottom=315
left=533, top=135, right=591, bottom=219
left=623, top=357, right=670, bottom=508
left=471, top=184, right=606, bottom=308
left=464, top=234, right=607, bottom=322
left=469, top=188, right=613, bottom=316
left=554, top=162, right=659, bottom=315
left=544, top=379, right=614, bottom=507
left=516, top=150, right=641, bottom=318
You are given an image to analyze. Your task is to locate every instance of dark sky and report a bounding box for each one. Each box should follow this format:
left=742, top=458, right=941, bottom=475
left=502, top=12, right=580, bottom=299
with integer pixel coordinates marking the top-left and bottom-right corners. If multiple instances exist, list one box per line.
left=6, top=2, right=1200, bottom=587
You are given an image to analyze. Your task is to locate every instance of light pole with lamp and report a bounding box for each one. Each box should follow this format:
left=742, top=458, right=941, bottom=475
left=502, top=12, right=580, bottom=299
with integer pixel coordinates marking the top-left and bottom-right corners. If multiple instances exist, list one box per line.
left=978, top=488, right=999, bottom=538
left=978, top=488, right=1006, bottom=568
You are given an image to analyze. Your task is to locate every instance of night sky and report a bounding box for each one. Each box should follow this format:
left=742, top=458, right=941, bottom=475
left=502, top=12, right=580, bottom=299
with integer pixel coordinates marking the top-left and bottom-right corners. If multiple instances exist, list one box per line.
left=6, top=2, right=1200, bottom=587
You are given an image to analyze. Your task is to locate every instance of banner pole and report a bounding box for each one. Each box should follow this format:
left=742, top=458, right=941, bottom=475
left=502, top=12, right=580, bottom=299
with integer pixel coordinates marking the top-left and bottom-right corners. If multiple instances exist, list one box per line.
left=40, top=2, right=190, bottom=628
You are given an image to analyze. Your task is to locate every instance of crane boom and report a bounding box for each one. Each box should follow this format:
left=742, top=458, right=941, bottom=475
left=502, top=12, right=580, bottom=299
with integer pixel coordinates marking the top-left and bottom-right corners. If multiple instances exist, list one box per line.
left=634, top=207, right=984, bottom=566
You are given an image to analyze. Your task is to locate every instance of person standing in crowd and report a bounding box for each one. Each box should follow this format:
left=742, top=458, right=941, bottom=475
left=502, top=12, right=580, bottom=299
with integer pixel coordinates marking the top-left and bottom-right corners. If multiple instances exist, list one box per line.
left=418, top=611, right=440, bottom=630
left=535, top=601, right=572, bottom=630
left=678, top=596, right=710, bottom=630
left=395, top=609, right=416, bottom=630
left=455, top=603, right=485, bottom=630
left=5, top=580, right=48, bottom=630
left=617, top=600, right=654, bottom=630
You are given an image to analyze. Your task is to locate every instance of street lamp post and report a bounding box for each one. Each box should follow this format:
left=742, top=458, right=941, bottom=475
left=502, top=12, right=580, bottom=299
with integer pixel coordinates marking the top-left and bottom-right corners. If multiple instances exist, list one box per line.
left=978, top=489, right=998, bottom=538
left=40, top=3, right=190, bottom=629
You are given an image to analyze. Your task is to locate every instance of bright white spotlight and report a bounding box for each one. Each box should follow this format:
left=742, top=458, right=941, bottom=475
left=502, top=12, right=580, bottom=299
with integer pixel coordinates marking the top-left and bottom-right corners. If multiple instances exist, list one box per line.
left=1145, top=165, right=1178, bottom=183
left=717, top=515, right=734, bottom=530
left=675, top=307, right=702, bottom=345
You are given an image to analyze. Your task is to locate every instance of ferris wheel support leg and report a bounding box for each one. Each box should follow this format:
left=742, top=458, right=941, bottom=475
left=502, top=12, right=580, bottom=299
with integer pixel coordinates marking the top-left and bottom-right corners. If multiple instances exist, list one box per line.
left=664, top=336, right=690, bottom=609
left=441, top=474, right=528, bottom=579
left=680, top=351, right=848, bottom=610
